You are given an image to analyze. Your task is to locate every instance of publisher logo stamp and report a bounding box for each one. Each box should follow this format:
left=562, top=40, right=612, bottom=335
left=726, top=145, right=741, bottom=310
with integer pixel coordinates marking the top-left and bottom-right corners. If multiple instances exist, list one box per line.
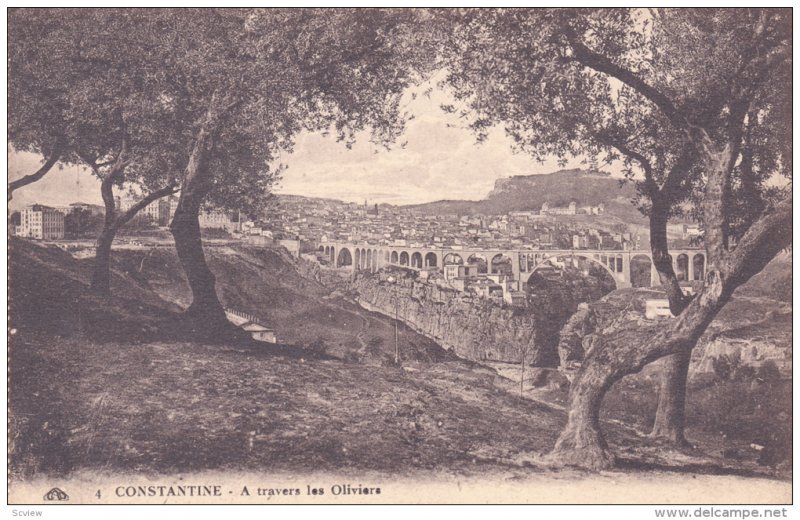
left=43, top=488, right=69, bottom=502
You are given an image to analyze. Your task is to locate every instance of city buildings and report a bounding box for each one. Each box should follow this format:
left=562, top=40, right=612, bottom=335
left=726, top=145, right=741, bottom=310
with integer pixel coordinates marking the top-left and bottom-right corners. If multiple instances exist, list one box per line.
left=17, top=204, right=65, bottom=240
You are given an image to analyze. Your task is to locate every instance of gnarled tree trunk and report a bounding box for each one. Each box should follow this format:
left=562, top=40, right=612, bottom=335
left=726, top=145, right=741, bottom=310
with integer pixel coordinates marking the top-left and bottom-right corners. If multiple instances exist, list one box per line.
left=91, top=184, right=177, bottom=296
left=170, top=200, right=228, bottom=332
left=90, top=148, right=126, bottom=296
left=91, top=225, right=117, bottom=295
left=168, top=93, right=239, bottom=340
left=651, top=349, right=692, bottom=444
left=649, top=194, right=693, bottom=446
left=548, top=187, right=791, bottom=469
left=550, top=274, right=730, bottom=469
left=551, top=358, right=618, bottom=469
left=88, top=134, right=177, bottom=296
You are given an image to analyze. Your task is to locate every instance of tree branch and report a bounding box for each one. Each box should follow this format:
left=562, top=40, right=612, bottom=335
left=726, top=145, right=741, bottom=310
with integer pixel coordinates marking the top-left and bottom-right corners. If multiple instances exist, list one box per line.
left=594, top=130, right=694, bottom=313
left=173, top=92, right=228, bottom=214
left=659, top=148, right=696, bottom=202
left=115, top=184, right=180, bottom=230
left=98, top=136, right=130, bottom=226
left=564, top=28, right=692, bottom=135
left=725, top=193, right=792, bottom=283
left=8, top=136, right=65, bottom=201
left=649, top=194, right=690, bottom=314
left=597, top=132, right=657, bottom=194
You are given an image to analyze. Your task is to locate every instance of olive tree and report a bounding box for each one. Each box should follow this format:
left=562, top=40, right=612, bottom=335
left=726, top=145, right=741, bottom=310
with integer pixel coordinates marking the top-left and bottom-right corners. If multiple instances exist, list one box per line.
left=438, top=8, right=791, bottom=468
left=126, top=8, right=429, bottom=337
left=10, top=8, right=430, bottom=310
left=9, top=9, right=187, bottom=295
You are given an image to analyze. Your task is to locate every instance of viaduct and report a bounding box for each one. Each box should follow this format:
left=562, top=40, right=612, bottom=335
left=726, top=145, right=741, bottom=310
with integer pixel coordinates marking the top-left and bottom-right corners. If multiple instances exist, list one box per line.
left=317, top=241, right=706, bottom=289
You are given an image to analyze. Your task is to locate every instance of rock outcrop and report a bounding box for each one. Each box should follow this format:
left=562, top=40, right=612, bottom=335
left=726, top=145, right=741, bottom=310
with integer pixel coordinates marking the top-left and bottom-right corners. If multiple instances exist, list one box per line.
left=555, top=288, right=792, bottom=376
left=345, top=269, right=580, bottom=365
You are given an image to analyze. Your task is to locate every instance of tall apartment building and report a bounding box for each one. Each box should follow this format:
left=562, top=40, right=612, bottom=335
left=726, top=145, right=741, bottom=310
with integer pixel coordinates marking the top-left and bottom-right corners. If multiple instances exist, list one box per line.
left=17, top=204, right=65, bottom=240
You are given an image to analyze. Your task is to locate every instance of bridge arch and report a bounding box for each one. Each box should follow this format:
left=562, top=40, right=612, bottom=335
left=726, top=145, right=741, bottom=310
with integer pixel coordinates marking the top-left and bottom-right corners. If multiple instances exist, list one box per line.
left=424, top=252, right=438, bottom=267
left=411, top=252, right=423, bottom=268
left=490, top=253, right=514, bottom=275
left=391, top=251, right=399, bottom=264
left=630, top=254, right=653, bottom=288
left=321, top=245, right=327, bottom=254
left=443, top=253, right=464, bottom=265
left=330, top=246, right=335, bottom=262
left=676, top=253, right=689, bottom=282
left=385, top=251, right=390, bottom=263
left=399, top=251, right=410, bottom=266
left=693, top=253, right=705, bottom=281
left=336, top=247, right=353, bottom=268
left=467, top=253, right=488, bottom=274
left=366, top=249, right=373, bottom=272
left=528, top=253, right=619, bottom=289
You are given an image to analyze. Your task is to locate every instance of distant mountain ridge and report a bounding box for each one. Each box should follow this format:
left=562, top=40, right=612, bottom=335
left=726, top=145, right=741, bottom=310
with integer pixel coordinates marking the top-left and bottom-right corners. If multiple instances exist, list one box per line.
left=276, top=169, right=644, bottom=221
left=404, top=168, right=642, bottom=219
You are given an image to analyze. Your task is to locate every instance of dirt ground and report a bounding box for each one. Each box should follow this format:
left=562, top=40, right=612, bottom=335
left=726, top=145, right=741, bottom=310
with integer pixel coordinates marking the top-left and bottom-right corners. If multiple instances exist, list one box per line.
left=8, top=330, right=790, bottom=497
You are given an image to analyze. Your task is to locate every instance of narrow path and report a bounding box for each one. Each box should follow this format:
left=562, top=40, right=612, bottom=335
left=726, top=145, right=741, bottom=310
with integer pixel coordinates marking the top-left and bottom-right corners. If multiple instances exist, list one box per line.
left=354, top=313, right=370, bottom=351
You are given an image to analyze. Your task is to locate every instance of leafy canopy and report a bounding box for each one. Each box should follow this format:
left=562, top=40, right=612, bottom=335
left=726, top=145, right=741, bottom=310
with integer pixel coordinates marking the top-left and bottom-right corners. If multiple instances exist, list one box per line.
left=9, top=8, right=434, bottom=215
left=436, top=8, right=791, bottom=233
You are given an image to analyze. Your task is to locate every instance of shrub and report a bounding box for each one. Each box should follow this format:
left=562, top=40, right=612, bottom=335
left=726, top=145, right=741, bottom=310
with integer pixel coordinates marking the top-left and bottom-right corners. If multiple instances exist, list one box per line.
left=711, top=351, right=741, bottom=381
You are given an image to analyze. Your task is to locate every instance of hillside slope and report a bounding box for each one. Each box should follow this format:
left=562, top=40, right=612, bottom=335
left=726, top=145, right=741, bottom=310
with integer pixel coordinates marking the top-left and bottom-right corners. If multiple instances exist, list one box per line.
left=8, top=239, right=791, bottom=496
left=7, top=240, right=567, bottom=481
left=405, top=169, right=643, bottom=221
left=115, top=244, right=448, bottom=363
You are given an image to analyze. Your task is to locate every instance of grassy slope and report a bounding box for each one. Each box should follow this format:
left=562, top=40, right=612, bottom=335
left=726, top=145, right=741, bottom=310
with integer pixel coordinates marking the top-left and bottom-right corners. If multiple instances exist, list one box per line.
left=117, top=244, right=448, bottom=363
left=10, top=332, right=566, bottom=478
left=7, top=239, right=791, bottom=484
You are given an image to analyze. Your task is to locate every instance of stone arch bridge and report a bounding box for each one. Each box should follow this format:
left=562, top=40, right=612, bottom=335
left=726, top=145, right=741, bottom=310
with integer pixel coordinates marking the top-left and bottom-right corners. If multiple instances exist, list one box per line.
left=318, top=241, right=706, bottom=289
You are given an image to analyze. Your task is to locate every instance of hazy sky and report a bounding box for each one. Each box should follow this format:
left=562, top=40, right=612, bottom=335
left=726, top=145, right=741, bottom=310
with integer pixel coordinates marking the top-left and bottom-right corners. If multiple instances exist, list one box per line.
left=8, top=82, right=608, bottom=210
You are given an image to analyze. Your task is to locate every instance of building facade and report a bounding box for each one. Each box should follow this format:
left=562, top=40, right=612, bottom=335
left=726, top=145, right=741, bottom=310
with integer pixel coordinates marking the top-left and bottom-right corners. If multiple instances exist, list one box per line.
left=17, top=205, right=65, bottom=240
left=199, top=209, right=240, bottom=232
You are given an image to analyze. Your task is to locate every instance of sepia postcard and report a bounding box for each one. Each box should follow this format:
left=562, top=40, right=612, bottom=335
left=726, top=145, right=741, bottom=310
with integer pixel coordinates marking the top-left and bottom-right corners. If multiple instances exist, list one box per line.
left=6, top=6, right=793, bottom=511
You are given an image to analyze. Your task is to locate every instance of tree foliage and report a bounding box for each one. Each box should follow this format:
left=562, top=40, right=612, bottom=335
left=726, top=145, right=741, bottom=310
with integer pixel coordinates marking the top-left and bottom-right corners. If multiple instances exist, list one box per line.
left=10, top=8, right=433, bottom=302
left=10, top=8, right=434, bottom=328
left=436, top=7, right=792, bottom=468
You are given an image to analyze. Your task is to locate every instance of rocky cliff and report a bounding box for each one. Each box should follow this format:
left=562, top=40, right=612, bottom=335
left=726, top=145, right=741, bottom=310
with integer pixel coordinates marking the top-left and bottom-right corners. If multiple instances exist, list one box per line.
left=555, top=287, right=792, bottom=377
left=346, top=269, right=568, bottom=365
left=299, top=255, right=618, bottom=366
left=404, top=168, right=643, bottom=221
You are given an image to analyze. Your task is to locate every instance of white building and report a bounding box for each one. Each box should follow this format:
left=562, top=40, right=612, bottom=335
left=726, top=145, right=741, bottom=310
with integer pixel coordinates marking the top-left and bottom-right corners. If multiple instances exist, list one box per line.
left=120, top=197, right=160, bottom=221
left=18, top=205, right=65, bottom=240
left=199, top=209, right=239, bottom=232
left=541, top=201, right=577, bottom=216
